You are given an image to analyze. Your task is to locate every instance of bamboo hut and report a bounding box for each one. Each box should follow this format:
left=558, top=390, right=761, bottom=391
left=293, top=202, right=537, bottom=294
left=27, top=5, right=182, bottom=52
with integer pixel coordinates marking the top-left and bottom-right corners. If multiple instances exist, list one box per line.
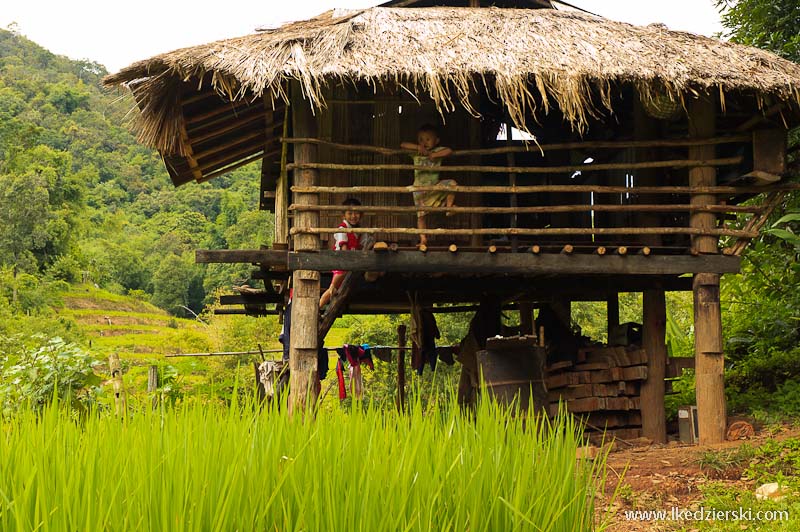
left=105, top=0, right=800, bottom=442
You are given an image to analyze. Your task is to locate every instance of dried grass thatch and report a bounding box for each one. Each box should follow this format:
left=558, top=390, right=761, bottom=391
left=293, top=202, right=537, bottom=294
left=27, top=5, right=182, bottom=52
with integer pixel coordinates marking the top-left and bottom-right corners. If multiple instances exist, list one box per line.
left=104, top=7, right=800, bottom=156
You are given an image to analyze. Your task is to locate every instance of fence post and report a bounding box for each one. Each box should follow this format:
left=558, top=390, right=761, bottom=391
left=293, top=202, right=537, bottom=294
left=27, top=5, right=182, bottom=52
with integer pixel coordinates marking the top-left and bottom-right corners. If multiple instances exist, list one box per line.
left=147, top=365, right=159, bottom=410
left=396, top=325, right=407, bottom=412
left=109, top=353, right=127, bottom=417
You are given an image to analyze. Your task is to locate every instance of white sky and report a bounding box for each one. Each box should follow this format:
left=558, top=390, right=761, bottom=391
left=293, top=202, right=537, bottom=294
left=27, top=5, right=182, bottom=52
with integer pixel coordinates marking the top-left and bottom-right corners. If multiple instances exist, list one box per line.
left=0, top=1, right=724, bottom=74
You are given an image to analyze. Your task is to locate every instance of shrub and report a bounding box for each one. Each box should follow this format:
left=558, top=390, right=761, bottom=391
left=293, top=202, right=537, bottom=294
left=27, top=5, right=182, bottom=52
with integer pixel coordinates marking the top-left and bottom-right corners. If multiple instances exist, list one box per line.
left=0, top=336, right=101, bottom=416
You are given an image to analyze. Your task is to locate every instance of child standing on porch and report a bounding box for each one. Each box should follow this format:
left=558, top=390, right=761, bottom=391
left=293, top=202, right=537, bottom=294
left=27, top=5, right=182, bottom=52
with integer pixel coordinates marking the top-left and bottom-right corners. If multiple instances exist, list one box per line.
left=401, top=124, right=455, bottom=246
left=319, top=198, right=366, bottom=309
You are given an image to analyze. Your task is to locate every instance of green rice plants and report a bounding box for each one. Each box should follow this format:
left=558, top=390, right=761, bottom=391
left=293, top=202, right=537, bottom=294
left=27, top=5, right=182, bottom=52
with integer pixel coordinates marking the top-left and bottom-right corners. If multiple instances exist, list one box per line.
left=0, top=392, right=610, bottom=531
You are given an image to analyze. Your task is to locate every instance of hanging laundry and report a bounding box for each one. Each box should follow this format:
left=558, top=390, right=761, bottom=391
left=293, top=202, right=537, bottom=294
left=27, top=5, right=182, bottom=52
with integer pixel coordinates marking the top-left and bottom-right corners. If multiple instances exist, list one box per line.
left=334, top=344, right=374, bottom=400
left=409, top=293, right=440, bottom=375
left=372, top=346, right=392, bottom=363
left=436, top=346, right=456, bottom=366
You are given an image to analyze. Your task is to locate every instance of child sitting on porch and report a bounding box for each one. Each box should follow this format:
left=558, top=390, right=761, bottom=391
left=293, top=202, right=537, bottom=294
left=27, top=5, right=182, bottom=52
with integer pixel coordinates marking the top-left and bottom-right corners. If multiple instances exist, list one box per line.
left=401, top=124, right=455, bottom=246
left=319, top=197, right=366, bottom=309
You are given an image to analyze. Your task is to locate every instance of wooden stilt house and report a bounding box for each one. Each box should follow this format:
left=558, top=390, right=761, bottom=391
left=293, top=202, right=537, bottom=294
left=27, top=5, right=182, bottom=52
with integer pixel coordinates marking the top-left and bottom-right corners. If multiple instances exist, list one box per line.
left=105, top=0, right=800, bottom=442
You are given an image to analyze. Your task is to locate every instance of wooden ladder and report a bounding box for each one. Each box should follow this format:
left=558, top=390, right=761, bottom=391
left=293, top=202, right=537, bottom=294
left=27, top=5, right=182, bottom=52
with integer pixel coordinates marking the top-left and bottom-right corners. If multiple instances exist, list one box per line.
left=318, top=271, right=359, bottom=345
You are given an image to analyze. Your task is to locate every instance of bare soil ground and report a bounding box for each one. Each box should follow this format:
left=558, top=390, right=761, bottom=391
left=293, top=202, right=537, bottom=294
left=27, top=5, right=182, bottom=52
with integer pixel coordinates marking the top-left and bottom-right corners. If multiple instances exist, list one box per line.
left=597, top=425, right=800, bottom=531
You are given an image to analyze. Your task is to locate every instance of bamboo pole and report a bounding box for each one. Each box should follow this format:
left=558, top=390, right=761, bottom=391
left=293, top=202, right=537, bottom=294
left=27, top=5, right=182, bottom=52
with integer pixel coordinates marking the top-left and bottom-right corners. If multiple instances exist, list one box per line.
left=275, top=111, right=290, bottom=245
left=292, top=183, right=800, bottom=195
left=290, top=226, right=759, bottom=238
left=198, top=142, right=274, bottom=171
left=726, top=191, right=786, bottom=256
left=287, top=156, right=743, bottom=175
left=193, top=130, right=268, bottom=160
left=189, top=108, right=274, bottom=143
left=178, top=121, right=203, bottom=183
left=280, top=134, right=750, bottom=157
left=200, top=151, right=270, bottom=182
left=181, top=89, right=219, bottom=106
left=186, top=101, right=255, bottom=125
left=290, top=203, right=762, bottom=214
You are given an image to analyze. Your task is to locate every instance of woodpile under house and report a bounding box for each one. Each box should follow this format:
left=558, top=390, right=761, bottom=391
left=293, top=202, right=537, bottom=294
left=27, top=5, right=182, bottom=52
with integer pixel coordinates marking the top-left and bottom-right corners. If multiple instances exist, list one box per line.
left=105, top=0, right=800, bottom=444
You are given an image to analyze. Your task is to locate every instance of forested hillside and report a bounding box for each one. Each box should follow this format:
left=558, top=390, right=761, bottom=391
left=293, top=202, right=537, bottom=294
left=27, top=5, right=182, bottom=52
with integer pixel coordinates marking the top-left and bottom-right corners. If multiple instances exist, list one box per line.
left=0, top=26, right=272, bottom=321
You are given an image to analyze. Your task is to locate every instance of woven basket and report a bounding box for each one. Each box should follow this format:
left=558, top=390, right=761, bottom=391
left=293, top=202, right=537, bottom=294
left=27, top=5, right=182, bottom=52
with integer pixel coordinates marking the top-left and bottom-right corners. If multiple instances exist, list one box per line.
left=642, top=91, right=683, bottom=121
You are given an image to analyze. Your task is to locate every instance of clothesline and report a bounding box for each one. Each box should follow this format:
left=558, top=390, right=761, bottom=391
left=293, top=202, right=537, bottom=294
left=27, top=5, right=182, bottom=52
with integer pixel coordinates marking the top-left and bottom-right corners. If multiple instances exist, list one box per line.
left=164, top=344, right=457, bottom=358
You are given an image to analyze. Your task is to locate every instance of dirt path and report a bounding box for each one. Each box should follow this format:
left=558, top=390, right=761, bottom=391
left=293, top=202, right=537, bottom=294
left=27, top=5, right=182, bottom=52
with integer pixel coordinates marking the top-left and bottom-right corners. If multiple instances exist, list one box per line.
left=597, top=426, right=800, bottom=531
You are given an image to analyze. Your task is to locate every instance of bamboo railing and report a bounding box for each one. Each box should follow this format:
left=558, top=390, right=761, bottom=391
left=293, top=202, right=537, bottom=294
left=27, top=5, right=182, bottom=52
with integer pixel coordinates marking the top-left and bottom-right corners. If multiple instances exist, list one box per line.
left=282, top=135, right=799, bottom=253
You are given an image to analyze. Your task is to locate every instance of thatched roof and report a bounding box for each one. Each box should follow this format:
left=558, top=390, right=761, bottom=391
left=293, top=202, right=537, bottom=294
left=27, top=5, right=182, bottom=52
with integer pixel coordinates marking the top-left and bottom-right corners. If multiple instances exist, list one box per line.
left=105, top=6, right=800, bottom=160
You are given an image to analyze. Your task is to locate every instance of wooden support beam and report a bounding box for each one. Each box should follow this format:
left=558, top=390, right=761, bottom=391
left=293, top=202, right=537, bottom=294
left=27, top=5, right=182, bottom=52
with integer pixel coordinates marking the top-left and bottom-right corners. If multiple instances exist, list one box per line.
left=397, top=324, right=406, bottom=412
left=518, top=302, right=534, bottom=335
left=606, top=294, right=619, bottom=338
left=219, top=293, right=283, bottom=305
left=199, top=151, right=270, bottom=182
left=274, top=111, right=290, bottom=245
left=694, top=273, right=726, bottom=444
left=319, top=271, right=357, bottom=345
left=196, top=249, right=288, bottom=266
left=288, top=83, right=321, bottom=416
left=288, top=250, right=741, bottom=275
left=690, top=95, right=726, bottom=445
left=641, top=289, right=667, bottom=443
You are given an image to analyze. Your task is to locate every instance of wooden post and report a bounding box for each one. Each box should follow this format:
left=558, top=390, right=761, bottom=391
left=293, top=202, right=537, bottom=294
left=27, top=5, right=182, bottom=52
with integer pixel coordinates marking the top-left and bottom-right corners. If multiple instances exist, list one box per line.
left=689, top=95, right=726, bottom=444
left=634, top=91, right=664, bottom=248
left=607, top=293, right=619, bottom=339
left=288, top=82, right=321, bottom=416
left=397, top=324, right=407, bottom=412
left=519, top=302, right=534, bottom=335
left=694, top=273, right=726, bottom=444
left=468, top=94, right=482, bottom=247
left=109, top=353, right=126, bottom=417
left=147, top=365, right=159, bottom=410
left=641, top=289, right=667, bottom=443
left=274, top=108, right=290, bottom=245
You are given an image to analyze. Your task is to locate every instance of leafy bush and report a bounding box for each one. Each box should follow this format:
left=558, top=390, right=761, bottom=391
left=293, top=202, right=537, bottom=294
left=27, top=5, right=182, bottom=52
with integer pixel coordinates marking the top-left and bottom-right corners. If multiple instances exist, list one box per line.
left=0, top=336, right=101, bottom=415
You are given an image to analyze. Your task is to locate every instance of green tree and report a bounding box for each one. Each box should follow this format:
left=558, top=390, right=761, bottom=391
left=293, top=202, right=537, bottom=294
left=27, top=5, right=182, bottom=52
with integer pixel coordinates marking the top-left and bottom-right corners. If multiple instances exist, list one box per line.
left=0, top=173, right=50, bottom=276
left=716, top=1, right=800, bottom=62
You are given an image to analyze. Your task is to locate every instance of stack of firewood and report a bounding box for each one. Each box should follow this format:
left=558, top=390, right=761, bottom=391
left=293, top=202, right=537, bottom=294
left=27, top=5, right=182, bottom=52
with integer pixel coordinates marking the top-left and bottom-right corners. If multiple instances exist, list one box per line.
left=546, top=346, right=647, bottom=444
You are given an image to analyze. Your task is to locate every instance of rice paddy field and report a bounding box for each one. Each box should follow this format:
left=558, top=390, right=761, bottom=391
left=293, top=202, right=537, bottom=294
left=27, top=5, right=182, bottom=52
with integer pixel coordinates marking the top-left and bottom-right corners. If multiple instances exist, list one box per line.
left=0, top=397, right=610, bottom=531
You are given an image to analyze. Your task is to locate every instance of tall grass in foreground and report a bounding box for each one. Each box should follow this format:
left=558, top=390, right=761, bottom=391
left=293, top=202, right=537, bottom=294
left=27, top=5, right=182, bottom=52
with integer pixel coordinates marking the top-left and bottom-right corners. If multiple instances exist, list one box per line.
left=1, top=396, right=610, bottom=531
